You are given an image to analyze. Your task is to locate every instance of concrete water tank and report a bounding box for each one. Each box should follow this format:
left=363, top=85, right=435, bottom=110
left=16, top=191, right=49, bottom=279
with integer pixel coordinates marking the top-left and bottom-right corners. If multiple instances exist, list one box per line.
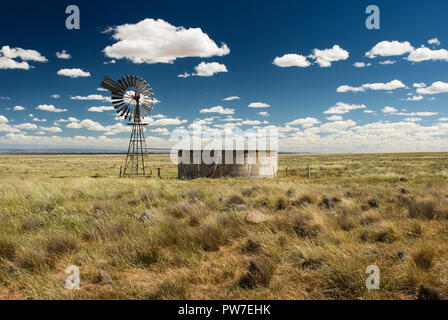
left=177, top=149, right=278, bottom=179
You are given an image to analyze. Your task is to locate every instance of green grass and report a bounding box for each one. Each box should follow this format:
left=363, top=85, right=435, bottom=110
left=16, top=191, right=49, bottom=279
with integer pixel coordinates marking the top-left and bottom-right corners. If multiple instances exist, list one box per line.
left=0, top=153, right=447, bottom=300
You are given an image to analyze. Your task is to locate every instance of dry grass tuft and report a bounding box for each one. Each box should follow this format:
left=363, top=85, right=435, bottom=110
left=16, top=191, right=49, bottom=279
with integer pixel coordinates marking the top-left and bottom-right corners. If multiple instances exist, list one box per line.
left=408, top=200, right=447, bottom=220
left=46, top=234, right=79, bottom=256
left=148, top=279, right=189, bottom=300
left=21, top=216, right=46, bottom=231
left=360, top=223, right=398, bottom=243
left=413, top=245, right=435, bottom=271
left=239, top=259, right=274, bottom=289
left=293, top=214, right=322, bottom=238
left=0, top=237, right=16, bottom=260
left=15, top=246, right=53, bottom=271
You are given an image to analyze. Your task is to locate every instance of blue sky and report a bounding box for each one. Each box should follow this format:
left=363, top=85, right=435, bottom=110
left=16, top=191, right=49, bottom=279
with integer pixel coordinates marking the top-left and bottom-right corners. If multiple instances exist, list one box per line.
left=0, top=0, right=447, bottom=152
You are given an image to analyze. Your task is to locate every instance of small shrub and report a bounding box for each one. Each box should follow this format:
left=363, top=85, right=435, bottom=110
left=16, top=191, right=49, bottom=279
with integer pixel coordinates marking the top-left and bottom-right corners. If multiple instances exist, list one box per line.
left=0, top=238, right=16, bottom=260
left=320, top=197, right=341, bottom=209
left=92, top=201, right=115, bottom=214
left=140, top=190, right=155, bottom=202
left=274, top=195, right=289, bottom=211
left=407, top=222, right=423, bottom=238
left=15, top=246, right=52, bottom=271
left=148, top=279, right=189, bottom=300
left=46, top=234, right=79, bottom=256
left=360, top=211, right=381, bottom=225
left=239, top=259, right=274, bottom=289
left=324, top=266, right=364, bottom=298
left=82, top=219, right=126, bottom=241
left=360, top=224, right=397, bottom=243
left=367, top=198, right=379, bottom=208
left=21, top=216, right=45, bottom=231
left=292, top=193, right=317, bottom=208
left=199, top=224, right=224, bottom=252
left=408, top=201, right=446, bottom=220
left=337, top=215, right=356, bottom=232
left=166, top=200, right=206, bottom=219
left=293, top=214, right=322, bottom=238
left=185, top=189, right=204, bottom=201
left=413, top=246, right=435, bottom=271
left=34, top=200, right=55, bottom=213
left=242, top=238, right=261, bottom=254
left=223, top=195, right=247, bottom=211
left=111, top=242, right=160, bottom=267
left=418, top=284, right=445, bottom=300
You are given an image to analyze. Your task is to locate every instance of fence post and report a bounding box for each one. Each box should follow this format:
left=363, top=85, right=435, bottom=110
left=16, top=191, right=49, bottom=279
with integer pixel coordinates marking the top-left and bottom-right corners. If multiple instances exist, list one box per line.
left=286, top=167, right=288, bottom=176
left=157, top=168, right=161, bottom=178
left=307, top=165, right=311, bottom=179
left=119, top=165, right=122, bottom=178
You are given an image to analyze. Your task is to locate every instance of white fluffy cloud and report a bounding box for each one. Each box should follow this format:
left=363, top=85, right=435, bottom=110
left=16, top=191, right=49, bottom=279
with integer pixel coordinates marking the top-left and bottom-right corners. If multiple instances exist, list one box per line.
left=193, top=62, right=227, bottom=77
left=310, top=45, right=349, bottom=67
left=103, top=18, right=229, bottom=64
left=353, top=62, right=371, bottom=68
left=51, top=94, right=61, bottom=99
left=324, top=102, right=366, bottom=114
left=40, top=126, right=62, bottom=133
left=258, top=111, right=269, bottom=117
left=248, top=102, right=270, bottom=108
left=416, top=81, right=448, bottom=95
left=57, top=68, right=91, bottom=78
left=150, top=128, right=170, bottom=135
left=0, top=115, right=8, bottom=123
left=413, top=82, right=426, bottom=88
left=287, top=117, right=321, bottom=128
left=382, top=106, right=398, bottom=114
left=407, top=46, right=448, bottom=62
left=0, top=46, right=47, bottom=70
left=70, top=94, right=111, bottom=102
left=200, top=106, right=234, bottom=115
left=379, top=60, right=396, bottom=65
left=15, top=123, right=37, bottom=130
left=273, top=45, right=348, bottom=68
left=88, top=106, right=115, bottom=112
left=337, top=80, right=407, bottom=92
left=273, top=54, right=311, bottom=67
left=223, top=96, right=240, bottom=101
left=366, top=41, right=414, bottom=58
left=428, top=38, right=441, bottom=46
left=56, top=50, right=71, bottom=59
left=13, top=106, right=25, bottom=111
left=36, top=104, right=67, bottom=112
left=0, top=57, right=30, bottom=70
left=1, top=46, right=47, bottom=62
left=177, top=72, right=190, bottom=78
left=327, top=115, right=343, bottom=121
left=405, top=95, right=424, bottom=101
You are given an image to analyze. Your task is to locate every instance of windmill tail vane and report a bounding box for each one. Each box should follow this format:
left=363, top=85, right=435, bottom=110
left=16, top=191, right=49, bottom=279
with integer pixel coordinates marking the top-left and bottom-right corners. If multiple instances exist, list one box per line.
left=100, top=75, right=155, bottom=178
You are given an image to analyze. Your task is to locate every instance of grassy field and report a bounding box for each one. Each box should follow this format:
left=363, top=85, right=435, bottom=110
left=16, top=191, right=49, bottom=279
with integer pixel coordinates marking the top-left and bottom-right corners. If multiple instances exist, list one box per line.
left=0, top=153, right=447, bottom=300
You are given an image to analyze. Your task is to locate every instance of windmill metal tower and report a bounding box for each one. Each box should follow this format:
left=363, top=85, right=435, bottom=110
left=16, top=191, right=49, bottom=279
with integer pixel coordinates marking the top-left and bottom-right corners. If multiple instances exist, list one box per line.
left=100, top=75, right=155, bottom=177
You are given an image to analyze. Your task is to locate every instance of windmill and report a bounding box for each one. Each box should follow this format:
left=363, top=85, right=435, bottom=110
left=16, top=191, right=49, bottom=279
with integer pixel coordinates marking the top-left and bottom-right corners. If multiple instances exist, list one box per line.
left=100, top=75, right=155, bottom=177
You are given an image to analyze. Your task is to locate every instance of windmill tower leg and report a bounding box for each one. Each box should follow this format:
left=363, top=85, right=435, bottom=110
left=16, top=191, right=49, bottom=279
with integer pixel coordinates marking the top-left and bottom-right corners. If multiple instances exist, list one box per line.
left=122, top=123, right=150, bottom=177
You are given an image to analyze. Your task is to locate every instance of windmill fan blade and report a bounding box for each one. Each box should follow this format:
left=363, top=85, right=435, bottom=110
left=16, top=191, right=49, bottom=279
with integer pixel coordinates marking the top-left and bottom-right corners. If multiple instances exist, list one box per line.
left=118, top=79, right=127, bottom=90
left=120, top=77, right=129, bottom=89
left=116, top=105, right=127, bottom=114
left=124, top=108, right=131, bottom=119
left=135, top=77, right=142, bottom=90
left=126, top=75, right=132, bottom=88
left=113, top=102, right=125, bottom=109
left=119, top=106, right=129, bottom=117
left=130, top=75, right=136, bottom=88
left=101, top=76, right=124, bottom=93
